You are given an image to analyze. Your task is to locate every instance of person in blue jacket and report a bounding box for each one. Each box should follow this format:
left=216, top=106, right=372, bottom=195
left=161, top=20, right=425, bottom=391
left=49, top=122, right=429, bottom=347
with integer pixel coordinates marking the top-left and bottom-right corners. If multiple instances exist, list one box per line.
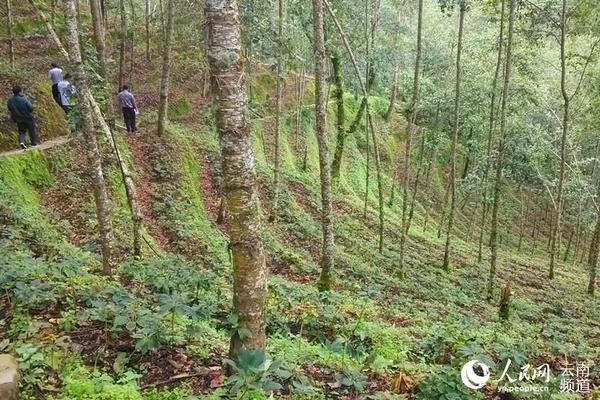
left=7, top=86, right=38, bottom=150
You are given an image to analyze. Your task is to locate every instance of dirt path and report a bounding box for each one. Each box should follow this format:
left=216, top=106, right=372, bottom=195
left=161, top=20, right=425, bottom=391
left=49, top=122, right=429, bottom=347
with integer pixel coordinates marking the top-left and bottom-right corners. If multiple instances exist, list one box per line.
left=0, top=136, right=71, bottom=157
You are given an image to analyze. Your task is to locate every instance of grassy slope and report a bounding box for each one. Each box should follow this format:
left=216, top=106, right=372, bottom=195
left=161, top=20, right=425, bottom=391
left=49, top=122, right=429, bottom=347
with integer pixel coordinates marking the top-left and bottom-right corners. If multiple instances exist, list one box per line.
left=0, top=63, right=598, bottom=400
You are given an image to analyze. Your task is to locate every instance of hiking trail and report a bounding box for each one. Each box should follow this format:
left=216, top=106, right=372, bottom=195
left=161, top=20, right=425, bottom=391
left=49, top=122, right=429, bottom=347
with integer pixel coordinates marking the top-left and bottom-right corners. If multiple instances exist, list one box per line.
left=0, top=136, right=71, bottom=157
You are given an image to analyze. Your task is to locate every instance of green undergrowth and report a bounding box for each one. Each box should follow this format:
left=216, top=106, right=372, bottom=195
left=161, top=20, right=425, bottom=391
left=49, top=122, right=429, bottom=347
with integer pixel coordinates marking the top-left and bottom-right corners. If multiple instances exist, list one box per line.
left=0, top=70, right=599, bottom=400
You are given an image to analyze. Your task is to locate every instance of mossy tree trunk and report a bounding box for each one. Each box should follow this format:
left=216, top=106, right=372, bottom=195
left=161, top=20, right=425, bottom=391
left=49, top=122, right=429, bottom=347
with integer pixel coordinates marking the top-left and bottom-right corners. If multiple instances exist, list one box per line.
left=63, top=0, right=116, bottom=274
left=488, top=0, right=516, bottom=299
left=313, top=0, right=334, bottom=292
left=205, top=0, right=268, bottom=358
left=442, top=4, right=465, bottom=271
left=324, top=0, right=383, bottom=254
left=330, top=53, right=346, bottom=183
left=157, top=0, right=174, bottom=135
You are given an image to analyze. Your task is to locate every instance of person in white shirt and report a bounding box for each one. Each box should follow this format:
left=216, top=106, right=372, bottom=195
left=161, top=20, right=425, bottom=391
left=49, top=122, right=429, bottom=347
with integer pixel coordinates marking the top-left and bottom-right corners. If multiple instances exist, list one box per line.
left=48, top=63, right=63, bottom=106
left=57, top=74, right=76, bottom=113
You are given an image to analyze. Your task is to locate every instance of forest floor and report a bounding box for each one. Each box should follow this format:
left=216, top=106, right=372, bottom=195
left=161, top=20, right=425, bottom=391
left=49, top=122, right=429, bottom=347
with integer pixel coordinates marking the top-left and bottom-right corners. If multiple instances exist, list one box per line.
left=0, top=34, right=599, bottom=400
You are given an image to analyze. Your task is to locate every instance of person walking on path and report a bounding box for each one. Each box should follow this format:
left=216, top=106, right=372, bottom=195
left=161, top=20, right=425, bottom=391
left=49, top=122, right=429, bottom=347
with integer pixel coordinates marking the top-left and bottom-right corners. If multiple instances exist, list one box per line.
left=57, top=74, right=76, bottom=114
left=49, top=63, right=63, bottom=106
left=57, top=74, right=81, bottom=132
left=117, top=85, right=138, bottom=134
left=7, top=86, right=38, bottom=149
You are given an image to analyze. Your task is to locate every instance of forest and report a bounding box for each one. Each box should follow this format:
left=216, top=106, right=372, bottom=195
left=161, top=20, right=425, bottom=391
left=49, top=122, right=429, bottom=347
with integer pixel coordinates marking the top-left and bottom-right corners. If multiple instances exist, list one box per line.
left=0, top=0, right=599, bottom=398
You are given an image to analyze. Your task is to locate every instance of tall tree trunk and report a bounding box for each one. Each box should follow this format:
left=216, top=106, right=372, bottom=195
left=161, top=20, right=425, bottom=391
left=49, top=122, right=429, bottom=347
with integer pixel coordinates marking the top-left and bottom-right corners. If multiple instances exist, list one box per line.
left=442, top=4, right=465, bottom=271
left=330, top=53, right=346, bottom=183
left=572, top=199, right=582, bottom=265
left=128, top=0, right=136, bottom=84
left=272, top=0, right=284, bottom=216
left=118, top=0, right=128, bottom=89
left=157, top=0, right=174, bottom=135
left=205, top=0, right=268, bottom=358
left=145, top=0, right=151, bottom=62
left=6, top=0, right=15, bottom=70
left=63, top=0, right=116, bottom=273
left=29, top=0, right=70, bottom=61
left=477, top=0, right=506, bottom=264
left=385, top=66, right=398, bottom=121
left=549, top=0, right=569, bottom=280
left=518, top=185, right=525, bottom=251
left=313, top=0, right=334, bottom=291
left=90, top=0, right=115, bottom=126
left=398, top=0, right=423, bottom=271
left=588, top=211, right=600, bottom=295
left=487, top=0, right=516, bottom=299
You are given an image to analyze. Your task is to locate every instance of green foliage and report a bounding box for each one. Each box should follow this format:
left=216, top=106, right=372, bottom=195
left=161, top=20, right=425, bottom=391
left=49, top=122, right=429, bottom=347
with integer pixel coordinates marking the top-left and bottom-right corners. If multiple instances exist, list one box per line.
left=62, top=366, right=143, bottom=400
left=169, top=97, right=193, bottom=119
left=224, top=349, right=285, bottom=397
left=415, top=366, right=484, bottom=400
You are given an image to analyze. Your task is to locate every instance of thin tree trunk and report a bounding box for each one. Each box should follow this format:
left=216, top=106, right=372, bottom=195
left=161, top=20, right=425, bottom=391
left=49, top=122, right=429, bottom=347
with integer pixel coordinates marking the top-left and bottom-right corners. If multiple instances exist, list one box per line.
left=90, top=0, right=115, bottom=126
left=549, top=0, right=569, bottom=280
left=331, top=53, right=346, bottom=183
left=442, top=4, right=465, bottom=271
left=145, top=0, right=151, bottom=62
left=88, top=96, right=144, bottom=257
left=272, top=0, right=284, bottom=216
left=157, top=0, right=174, bottom=135
left=478, top=0, right=506, bottom=264
left=518, top=185, right=525, bottom=251
left=129, top=0, right=136, bottom=84
left=398, top=0, right=423, bottom=271
left=438, top=181, right=450, bottom=239
left=118, top=0, right=128, bottom=89
left=487, top=0, right=516, bottom=299
left=29, top=0, right=70, bottom=61
left=367, top=111, right=384, bottom=253
left=205, top=0, right=267, bottom=358
left=362, top=0, right=371, bottom=220
left=323, top=0, right=383, bottom=253
left=63, top=0, right=116, bottom=273
left=588, top=208, right=600, bottom=295
left=6, top=0, right=15, bottom=70
left=572, top=200, right=582, bottom=265
left=406, top=129, right=426, bottom=234
left=313, top=0, right=334, bottom=292
left=385, top=66, right=398, bottom=121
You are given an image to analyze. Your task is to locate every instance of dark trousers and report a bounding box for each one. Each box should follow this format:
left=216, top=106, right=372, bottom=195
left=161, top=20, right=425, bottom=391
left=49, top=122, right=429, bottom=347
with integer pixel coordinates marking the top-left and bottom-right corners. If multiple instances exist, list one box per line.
left=122, top=107, right=136, bottom=133
left=17, top=119, right=38, bottom=145
left=52, top=83, right=61, bottom=106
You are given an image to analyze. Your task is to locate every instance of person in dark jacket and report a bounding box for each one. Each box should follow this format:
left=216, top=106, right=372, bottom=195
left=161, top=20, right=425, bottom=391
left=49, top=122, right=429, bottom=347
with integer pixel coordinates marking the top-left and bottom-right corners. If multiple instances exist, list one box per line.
left=7, top=86, right=38, bottom=149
